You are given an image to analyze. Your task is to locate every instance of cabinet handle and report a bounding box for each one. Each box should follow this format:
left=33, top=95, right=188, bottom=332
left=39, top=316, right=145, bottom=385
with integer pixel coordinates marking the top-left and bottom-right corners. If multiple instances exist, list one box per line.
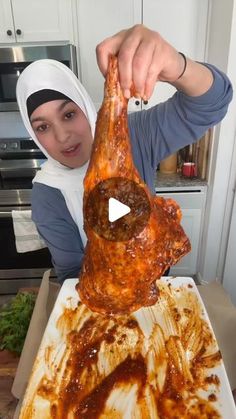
left=143, top=100, right=149, bottom=105
left=16, top=29, right=22, bottom=35
left=6, top=29, right=12, bottom=36
left=135, top=100, right=140, bottom=106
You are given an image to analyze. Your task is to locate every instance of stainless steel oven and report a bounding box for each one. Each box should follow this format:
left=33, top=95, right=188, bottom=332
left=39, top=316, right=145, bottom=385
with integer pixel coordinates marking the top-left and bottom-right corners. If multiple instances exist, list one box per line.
left=0, top=44, right=77, bottom=112
left=0, top=138, right=54, bottom=294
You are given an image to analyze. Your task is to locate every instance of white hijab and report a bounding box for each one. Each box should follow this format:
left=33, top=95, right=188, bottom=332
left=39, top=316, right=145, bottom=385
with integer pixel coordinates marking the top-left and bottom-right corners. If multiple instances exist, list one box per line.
left=16, top=59, right=97, bottom=247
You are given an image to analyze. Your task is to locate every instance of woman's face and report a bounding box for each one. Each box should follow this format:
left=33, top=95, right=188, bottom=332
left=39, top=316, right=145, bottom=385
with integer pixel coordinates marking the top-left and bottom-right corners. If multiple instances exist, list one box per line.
left=30, top=99, right=93, bottom=168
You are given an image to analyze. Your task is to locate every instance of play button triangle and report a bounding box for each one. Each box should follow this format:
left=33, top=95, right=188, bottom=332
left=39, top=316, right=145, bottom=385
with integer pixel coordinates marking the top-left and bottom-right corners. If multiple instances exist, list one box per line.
left=108, top=197, right=131, bottom=222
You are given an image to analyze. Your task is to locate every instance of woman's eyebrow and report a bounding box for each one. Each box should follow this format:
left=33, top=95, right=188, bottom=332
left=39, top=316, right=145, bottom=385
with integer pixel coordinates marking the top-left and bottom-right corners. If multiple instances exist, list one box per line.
left=30, top=100, right=73, bottom=123
left=30, top=115, right=45, bottom=123
left=58, top=99, right=73, bottom=111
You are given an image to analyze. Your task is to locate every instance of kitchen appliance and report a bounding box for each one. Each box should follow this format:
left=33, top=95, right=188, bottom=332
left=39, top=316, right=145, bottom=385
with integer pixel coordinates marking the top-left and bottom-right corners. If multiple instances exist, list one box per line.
left=0, top=137, right=54, bottom=294
left=0, top=44, right=77, bottom=112
left=0, top=43, right=77, bottom=293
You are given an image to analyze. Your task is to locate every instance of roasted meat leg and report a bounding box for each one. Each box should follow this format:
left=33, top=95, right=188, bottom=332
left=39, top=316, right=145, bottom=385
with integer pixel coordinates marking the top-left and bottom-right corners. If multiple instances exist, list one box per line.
left=77, top=56, right=191, bottom=314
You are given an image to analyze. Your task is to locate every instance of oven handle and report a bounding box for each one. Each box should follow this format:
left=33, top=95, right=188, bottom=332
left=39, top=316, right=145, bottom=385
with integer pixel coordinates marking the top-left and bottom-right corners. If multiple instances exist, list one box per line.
left=0, top=207, right=31, bottom=218
left=0, top=211, right=12, bottom=218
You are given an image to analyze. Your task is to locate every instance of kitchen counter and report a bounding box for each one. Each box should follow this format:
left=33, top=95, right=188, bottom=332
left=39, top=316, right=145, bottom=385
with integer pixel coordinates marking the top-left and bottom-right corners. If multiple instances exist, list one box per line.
left=155, top=171, right=207, bottom=191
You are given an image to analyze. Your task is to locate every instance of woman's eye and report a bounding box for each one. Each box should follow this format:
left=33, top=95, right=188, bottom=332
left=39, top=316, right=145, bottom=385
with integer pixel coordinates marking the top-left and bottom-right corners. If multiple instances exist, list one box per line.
left=35, top=124, right=48, bottom=132
left=65, top=111, right=75, bottom=119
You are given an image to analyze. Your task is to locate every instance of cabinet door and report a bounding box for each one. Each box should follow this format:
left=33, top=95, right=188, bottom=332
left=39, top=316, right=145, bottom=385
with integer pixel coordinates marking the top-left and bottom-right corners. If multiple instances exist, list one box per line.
left=11, top=0, right=73, bottom=42
left=156, top=190, right=206, bottom=276
left=170, top=208, right=201, bottom=276
left=0, top=0, right=16, bottom=43
left=142, top=0, right=209, bottom=108
left=76, top=0, right=142, bottom=111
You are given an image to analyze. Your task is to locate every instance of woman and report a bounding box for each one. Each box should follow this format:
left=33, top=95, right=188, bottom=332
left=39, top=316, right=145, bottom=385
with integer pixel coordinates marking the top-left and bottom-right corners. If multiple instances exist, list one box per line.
left=16, top=25, right=232, bottom=283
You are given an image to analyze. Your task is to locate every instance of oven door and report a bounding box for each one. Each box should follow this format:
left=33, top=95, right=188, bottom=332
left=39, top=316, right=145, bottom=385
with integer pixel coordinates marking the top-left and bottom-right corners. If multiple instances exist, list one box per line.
left=0, top=206, right=53, bottom=293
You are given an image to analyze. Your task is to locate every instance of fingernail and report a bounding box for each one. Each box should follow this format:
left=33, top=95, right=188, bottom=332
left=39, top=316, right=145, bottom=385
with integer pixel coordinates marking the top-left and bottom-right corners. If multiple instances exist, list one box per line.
left=124, top=89, right=130, bottom=99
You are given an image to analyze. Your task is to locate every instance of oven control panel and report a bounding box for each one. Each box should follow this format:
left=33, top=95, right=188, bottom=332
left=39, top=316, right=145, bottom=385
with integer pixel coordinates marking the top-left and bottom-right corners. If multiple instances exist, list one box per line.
left=0, top=139, right=19, bottom=151
left=0, top=138, right=45, bottom=160
left=0, top=138, right=39, bottom=153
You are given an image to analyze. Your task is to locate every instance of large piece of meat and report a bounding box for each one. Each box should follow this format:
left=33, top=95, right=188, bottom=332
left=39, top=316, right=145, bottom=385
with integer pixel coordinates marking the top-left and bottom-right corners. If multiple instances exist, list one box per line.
left=77, top=55, right=190, bottom=314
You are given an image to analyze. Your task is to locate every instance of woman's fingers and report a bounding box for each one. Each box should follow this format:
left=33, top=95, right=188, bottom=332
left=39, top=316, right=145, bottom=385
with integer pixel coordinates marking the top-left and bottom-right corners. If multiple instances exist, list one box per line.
left=96, top=26, right=143, bottom=98
left=96, top=30, right=126, bottom=76
left=131, top=40, right=157, bottom=98
left=115, top=29, right=142, bottom=97
left=96, top=25, right=177, bottom=99
left=143, top=45, right=164, bottom=99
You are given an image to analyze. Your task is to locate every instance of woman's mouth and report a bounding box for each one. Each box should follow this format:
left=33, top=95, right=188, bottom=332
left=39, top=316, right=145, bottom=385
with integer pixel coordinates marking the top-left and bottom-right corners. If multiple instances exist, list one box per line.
left=62, top=143, right=81, bottom=157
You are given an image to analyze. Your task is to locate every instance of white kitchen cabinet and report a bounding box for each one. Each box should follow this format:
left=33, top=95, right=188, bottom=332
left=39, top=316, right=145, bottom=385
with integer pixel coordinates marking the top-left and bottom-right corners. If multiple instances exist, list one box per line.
left=76, top=0, right=209, bottom=111
left=0, top=0, right=14, bottom=43
left=76, top=0, right=142, bottom=111
left=155, top=186, right=207, bottom=276
left=142, top=0, right=209, bottom=109
left=0, top=0, right=73, bottom=44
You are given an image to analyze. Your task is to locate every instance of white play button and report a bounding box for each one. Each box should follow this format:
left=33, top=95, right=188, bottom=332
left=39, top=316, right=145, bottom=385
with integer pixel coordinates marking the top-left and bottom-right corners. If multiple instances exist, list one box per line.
left=86, top=177, right=151, bottom=241
left=108, top=197, right=131, bottom=222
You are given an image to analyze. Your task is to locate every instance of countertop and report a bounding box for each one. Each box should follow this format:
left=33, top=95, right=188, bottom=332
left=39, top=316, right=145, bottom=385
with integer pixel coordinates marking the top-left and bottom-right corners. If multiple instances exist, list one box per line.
left=155, top=171, right=207, bottom=191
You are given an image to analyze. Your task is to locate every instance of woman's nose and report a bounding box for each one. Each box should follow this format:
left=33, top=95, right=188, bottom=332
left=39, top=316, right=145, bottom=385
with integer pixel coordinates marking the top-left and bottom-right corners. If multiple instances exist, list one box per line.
left=54, top=126, right=70, bottom=144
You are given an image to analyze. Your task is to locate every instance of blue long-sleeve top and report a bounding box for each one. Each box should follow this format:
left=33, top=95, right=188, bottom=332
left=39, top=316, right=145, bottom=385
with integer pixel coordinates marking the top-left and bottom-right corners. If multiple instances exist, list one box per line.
left=31, top=64, right=233, bottom=282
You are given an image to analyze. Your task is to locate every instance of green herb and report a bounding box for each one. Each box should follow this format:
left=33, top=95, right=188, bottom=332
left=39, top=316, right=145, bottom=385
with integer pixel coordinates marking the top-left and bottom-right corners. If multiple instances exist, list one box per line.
left=0, top=292, right=37, bottom=355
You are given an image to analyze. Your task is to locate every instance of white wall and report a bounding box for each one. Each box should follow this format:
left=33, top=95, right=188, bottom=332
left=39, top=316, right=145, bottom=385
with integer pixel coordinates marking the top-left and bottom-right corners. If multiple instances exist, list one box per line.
left=198, top=0, right=236, bottom=283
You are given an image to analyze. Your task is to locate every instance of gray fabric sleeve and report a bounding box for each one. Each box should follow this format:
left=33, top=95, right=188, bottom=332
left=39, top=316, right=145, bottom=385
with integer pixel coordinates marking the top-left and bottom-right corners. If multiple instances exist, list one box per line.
left=31, top=183, right=84, bottom=283
left=128, top=63, right=233, bottom=170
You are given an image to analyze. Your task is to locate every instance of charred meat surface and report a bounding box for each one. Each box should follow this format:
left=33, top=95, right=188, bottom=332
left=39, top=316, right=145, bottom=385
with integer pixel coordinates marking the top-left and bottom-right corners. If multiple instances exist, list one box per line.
left=77, top=56, right=191, bottom=314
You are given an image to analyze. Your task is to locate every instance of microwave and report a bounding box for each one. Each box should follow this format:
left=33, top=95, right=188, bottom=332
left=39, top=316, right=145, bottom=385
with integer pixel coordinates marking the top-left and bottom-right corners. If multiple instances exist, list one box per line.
left=0, top=44, right=77, bottom=112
